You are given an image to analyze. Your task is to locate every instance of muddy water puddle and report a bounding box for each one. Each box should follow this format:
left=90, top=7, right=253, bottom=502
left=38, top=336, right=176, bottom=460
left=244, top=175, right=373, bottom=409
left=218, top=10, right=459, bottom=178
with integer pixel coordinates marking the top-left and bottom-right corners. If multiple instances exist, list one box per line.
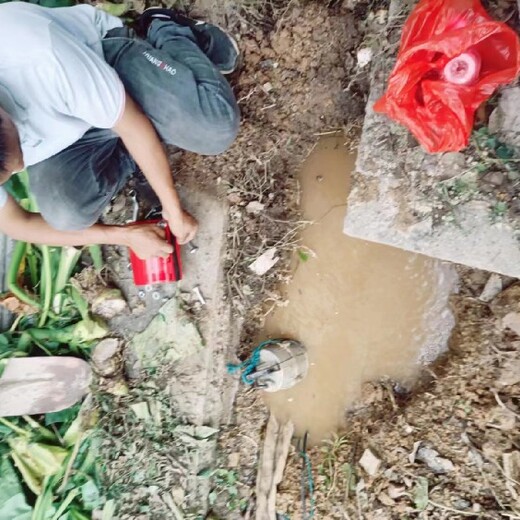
left=262, top=137, right=456, bottom=442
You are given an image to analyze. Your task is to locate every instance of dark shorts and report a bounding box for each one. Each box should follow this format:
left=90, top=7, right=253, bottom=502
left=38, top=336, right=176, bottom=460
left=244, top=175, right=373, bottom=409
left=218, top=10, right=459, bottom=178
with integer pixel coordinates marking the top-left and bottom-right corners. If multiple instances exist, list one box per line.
left=28, top=21, right=239, bottom=231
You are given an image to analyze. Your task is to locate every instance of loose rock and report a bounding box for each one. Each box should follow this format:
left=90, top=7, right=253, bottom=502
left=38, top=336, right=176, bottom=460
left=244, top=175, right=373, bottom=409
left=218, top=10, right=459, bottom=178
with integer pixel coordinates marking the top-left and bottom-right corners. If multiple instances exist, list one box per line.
left=479, top=274, right=503, bottom=303
left=92, top=288, right=128, bottom=320
left=246, top=201, right=265, bottom=214
left=249, top=248, right=280, bottom=276
left=359, top=448, right=381, bottom=476
left=415, top=446, right=454, bottom=474
left=91, top=338, right=122, bottom=377
left=501, top=312, right=520, bottom=336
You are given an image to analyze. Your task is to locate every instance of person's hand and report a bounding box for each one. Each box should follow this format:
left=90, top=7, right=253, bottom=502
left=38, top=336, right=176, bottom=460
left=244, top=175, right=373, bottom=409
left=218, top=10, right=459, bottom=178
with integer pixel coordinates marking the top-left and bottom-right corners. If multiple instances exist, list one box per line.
left=123, top=223, right=173, bottom=260
left=162, top=207, right=199, bottom=245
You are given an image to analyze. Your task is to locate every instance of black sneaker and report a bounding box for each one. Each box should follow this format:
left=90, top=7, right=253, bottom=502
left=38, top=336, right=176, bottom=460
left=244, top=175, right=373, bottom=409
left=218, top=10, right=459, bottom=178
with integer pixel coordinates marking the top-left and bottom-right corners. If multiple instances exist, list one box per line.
left=137, top=8, right=240, bottom=75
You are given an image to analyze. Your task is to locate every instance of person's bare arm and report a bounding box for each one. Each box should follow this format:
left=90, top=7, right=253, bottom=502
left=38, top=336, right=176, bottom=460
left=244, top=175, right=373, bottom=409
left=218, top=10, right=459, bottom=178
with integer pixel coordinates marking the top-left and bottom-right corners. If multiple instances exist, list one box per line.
left=0, top=195, right=173, bottom=259
left=112, top=93, right=198, bottom=244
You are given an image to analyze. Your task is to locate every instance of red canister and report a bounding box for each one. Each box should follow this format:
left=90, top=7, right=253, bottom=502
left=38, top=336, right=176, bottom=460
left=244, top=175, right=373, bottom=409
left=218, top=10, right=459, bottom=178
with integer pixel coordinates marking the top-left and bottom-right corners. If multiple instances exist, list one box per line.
left=129, top=220, right=182, bottom=286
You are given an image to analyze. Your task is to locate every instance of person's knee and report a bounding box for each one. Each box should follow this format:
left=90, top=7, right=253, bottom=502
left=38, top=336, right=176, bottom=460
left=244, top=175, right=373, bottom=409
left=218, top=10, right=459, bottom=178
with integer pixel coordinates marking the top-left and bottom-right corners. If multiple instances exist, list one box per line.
left=40, top=203, right=99, bottom=232
left=198, top=107, right=240, bottom=155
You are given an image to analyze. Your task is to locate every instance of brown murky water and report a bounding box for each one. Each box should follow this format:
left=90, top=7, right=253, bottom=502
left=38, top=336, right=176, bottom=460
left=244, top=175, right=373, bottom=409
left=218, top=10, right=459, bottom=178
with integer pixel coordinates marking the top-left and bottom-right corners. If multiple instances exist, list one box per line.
left=262, top=137, right=456, bottom=442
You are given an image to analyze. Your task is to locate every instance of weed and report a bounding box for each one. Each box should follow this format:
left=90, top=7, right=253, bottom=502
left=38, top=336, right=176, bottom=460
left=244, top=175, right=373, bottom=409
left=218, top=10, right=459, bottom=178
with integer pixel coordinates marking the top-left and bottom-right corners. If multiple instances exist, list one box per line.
left=202, top=468, right=248, bottom=512
left=318, top=433, right=350, bottom=498
left=491, top=201, right=508, bottom=221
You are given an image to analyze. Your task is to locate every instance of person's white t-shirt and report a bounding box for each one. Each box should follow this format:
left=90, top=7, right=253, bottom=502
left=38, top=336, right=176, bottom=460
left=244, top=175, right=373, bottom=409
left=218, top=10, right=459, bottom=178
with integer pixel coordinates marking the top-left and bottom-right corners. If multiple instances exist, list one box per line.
left=0, top=2, right=125, bottom=206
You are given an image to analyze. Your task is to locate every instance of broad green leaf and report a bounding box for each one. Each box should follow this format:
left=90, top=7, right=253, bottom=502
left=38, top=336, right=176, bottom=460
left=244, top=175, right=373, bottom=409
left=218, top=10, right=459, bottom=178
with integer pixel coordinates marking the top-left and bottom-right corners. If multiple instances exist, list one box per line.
left=4, top=175, right=29, bottom=203
left=413, top=477, right=429, bottom=511
left=45, top=405, right=80, bottom=427
left=0, top=458, right=33, bottom=520
left=0, top=334, right=10, bottom=349
left=80, top=480, right=101, bottom=511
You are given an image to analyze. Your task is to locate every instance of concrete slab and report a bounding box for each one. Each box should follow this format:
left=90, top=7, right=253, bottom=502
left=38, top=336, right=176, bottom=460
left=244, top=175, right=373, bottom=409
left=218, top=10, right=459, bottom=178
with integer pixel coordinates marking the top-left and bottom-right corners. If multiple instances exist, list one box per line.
left=167, top=187, right=239, bottom=428
left=343, top=1, right=520, bottom=277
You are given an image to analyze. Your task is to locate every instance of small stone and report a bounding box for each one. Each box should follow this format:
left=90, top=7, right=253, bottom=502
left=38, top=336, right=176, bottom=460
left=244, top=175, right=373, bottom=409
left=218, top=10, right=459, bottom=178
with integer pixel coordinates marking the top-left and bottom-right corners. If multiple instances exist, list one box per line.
left=262, top=82, right=273, bottom=93
left=249, top=248, right=280, bottom=276
left=91, top=338, right=122, bottom=377
left=228, top=452, right=240, bottom=468
left=479, top=274, right=503, bottom=302
left=388, top=485, right=406, bottom=499
left=415, top=447, right=454, bottom=474
left=502, top=312, right=520, bottom=336
left=171, top=487, right=185, bottom=505
left=483, top=171, right=504, bottom=187
left=453, top=499, right=471, bottom=510
left=92, top=288, right=127, bottom=320
left=227, top=192, right=242, bottom=205
left=378, top=492, right=394, bottom=506
left=246, top=201, right=265, bottom=214
left=356, top=47, right=373, bottom=68
left=359, top=448, right=381, bottom=476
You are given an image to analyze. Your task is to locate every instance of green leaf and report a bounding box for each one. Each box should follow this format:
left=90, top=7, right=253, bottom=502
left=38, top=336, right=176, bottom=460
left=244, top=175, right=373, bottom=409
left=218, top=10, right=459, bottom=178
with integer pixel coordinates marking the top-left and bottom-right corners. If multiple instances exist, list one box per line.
left=413, top=477, right=429, bottom=511
left=45, top=405, right=80, bottom=427
left=29, top=0, right=76, bottom=7
left=475, top=163, right=488, bottom=174
left=102, top=499, right=116, bottom=520
left=485, top=136, right=498, bottom=149
left=0, top=359, right=7, bottom=379
left=87, top=245, right=104, bottom=273
left=198, top=468, right=214, bottom=479
left=298, top=249, right=310, bottom=262
left=96, top=2, right=129, bottom=17
left=4, top=175, right=29, bottom=203
left=0, top=458, right=33, bottom=520
left=496, top=145, right=514, bottom=160
left=208, top=491, right=218, bottom=506
left=68, top=510, right=90, bottom=520
left=80, top=480, right=100, bottom=511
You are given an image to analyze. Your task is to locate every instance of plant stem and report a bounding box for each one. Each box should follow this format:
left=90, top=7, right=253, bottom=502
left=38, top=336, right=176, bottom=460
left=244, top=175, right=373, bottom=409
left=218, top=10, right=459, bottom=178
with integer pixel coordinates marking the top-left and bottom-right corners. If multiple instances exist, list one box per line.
left=57, top=432, right=84, bottom=494
left=22, top=415, right=56, bottom=441
left=50, top=488, right=80, bottom=520
left=55, top=247, right=81, bottom=297
left=0, top=417, right=29, bottom=436
left=27, top=244, right=39, bottom=289
left=38, top=246, right=53, bottom=327
left=6, top=241, right=41, bottom=310
left=88, top=244, right=104, bottom=272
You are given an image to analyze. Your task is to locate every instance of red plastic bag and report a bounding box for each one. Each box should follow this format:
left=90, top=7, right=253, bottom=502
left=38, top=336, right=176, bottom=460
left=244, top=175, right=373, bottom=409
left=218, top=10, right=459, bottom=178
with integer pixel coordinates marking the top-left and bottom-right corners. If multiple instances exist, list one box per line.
left=373, top=0, right=520, bottom=153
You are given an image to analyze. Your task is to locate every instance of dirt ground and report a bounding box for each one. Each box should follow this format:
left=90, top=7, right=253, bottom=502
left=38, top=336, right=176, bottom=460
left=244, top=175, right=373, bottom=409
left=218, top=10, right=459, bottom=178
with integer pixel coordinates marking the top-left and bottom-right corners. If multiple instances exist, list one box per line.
left=173, top=0, right=374, bottom=323
left=92, top=0, right=520, bottom=518
left=274, top=271, right=520, bottom=519
left=95, top=1, right=373, bottom=517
